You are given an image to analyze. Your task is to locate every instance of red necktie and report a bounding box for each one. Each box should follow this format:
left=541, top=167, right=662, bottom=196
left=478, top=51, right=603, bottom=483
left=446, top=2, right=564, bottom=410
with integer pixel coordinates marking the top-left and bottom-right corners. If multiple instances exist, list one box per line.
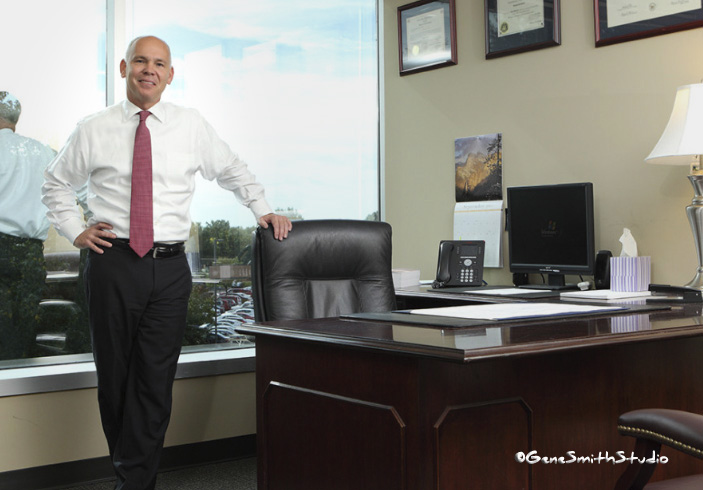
left=129, top=110, right=154, bottom=257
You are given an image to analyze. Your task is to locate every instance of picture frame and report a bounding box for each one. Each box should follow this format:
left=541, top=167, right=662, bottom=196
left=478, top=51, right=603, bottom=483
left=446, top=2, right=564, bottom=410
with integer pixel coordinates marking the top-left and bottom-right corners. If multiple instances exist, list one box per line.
left=484, top=0, right=561, bottom=59
left=398, top=0, right=457, bottom=76
left=594, top=0, right=703, bottom=47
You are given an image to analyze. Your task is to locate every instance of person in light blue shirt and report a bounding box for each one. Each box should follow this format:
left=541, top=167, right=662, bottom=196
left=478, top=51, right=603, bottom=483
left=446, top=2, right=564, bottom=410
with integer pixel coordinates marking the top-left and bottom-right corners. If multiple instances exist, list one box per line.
left=0, top=91, right=56, bottom=360
left=0, top=92, right=55, bottom=240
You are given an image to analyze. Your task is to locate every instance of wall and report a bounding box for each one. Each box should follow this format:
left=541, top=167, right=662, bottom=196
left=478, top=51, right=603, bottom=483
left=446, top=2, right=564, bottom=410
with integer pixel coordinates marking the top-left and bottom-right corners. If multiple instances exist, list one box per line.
left=383, top=0, right=703, bottom=286
left=0, top=373, right=255, bottom=472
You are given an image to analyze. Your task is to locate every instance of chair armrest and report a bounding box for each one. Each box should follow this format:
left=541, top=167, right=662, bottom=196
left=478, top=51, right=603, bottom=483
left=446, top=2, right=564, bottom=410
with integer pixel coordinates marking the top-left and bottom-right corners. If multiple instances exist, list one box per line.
left=618, top=408, right=703, bottom=459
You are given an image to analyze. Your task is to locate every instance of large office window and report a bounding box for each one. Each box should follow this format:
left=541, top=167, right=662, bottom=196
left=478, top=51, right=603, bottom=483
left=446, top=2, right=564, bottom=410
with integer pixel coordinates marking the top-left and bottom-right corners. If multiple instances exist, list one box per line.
left=130, top=0, right=380, bottom=228
left=4, top=1, right=107, bottom=147
left=0, top=0, right=379, bottom=365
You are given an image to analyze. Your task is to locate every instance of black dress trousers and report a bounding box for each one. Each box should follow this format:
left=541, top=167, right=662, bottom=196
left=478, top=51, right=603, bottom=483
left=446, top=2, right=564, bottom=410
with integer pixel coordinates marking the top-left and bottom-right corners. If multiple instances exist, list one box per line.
left=85, top=240, right=192, bottom=490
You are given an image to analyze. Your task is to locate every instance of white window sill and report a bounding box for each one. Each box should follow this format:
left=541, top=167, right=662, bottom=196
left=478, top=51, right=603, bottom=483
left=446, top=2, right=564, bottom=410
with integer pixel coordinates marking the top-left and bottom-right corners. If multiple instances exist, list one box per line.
left=0, top=346, right=255, bottom=398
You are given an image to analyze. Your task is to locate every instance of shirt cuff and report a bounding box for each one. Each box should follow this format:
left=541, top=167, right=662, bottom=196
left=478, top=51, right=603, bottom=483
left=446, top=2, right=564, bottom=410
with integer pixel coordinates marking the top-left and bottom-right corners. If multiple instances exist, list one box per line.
left=61, top=221, right=88, bottom=247
left=249, top=200, right=274, bottom=221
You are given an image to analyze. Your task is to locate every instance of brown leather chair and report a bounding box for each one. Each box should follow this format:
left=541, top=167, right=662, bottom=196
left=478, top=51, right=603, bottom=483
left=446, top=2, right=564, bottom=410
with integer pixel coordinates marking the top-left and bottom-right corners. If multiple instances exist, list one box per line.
left=615, top=409, right=703, bottom=489
left=251, top=219, right=396, bottom=321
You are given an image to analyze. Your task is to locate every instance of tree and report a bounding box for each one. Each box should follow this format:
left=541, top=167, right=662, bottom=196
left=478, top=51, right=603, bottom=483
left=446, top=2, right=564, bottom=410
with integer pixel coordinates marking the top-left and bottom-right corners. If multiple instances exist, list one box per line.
left=275, top=207, right=303, bottom=220
left=197, top=220, right=256, bottom=265
left=183, top=283, right=214, bottom=345
left=485, top=133, right=502, bottom=173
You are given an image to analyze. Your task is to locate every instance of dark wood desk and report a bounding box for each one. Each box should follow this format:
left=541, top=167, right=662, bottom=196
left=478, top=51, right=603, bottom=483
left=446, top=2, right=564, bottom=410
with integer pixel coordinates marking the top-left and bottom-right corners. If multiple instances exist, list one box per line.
left=239, top=302, right=703, bottom=490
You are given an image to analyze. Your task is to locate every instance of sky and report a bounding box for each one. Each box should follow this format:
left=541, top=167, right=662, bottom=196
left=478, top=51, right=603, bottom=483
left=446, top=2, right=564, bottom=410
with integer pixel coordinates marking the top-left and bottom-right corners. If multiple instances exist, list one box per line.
left=4, top=0, right=379, bottom=228
left=133, top=0, right=380, bottom=226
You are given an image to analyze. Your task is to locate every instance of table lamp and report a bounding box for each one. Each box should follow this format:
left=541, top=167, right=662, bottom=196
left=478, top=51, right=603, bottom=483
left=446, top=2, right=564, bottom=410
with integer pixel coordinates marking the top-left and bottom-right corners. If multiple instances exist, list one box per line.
left=646, top=83, right=703, bottom=289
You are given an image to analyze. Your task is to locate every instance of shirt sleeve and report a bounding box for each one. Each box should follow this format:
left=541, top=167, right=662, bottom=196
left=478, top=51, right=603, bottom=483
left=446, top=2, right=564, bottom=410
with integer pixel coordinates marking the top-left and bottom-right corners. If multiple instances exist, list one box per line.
left=195, top=114, right=274, bottom=220
left=42, top=123, right=91, bottom=245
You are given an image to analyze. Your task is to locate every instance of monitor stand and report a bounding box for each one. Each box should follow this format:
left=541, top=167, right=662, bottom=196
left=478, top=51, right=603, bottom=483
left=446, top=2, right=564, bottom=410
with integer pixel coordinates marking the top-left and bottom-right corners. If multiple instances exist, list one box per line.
left=517, top=273, right=580, bottom=291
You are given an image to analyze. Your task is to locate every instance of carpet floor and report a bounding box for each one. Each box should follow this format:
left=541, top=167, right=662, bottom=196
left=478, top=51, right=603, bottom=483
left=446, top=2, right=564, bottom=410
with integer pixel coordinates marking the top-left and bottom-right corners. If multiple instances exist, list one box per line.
left=63, top=457, right=256, bottom=490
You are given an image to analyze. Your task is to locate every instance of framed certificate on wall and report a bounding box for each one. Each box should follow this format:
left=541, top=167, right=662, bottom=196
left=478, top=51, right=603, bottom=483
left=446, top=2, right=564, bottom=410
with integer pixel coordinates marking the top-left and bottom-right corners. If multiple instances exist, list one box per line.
left=398, top=0, right=457, bottom=75
left=594, top=0, right=703, bottom=47
left=484, top=0, right=561, bottom=59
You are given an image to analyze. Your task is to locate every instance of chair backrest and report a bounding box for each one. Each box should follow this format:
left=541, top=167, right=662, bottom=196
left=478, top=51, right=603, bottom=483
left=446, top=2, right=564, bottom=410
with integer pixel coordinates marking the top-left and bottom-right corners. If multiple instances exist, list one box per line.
left=252, top=219, right=396, bottom=321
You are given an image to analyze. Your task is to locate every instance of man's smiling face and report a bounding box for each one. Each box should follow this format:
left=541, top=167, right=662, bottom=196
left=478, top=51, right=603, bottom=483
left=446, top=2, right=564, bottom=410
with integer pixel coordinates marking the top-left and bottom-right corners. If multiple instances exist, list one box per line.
left=120, top=36, right=174, bottom=110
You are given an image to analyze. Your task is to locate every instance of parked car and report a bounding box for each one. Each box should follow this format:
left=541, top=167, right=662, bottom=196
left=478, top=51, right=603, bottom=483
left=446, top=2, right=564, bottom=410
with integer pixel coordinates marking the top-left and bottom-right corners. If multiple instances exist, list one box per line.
left=215, top=299, right=233, bottom=312
left=207, top=325, right=240, bottom=336
left=204, top=326, right=253, bottom=347
left=218, top=314, right=246, bottom=325
left=205, top=330, right=231, bottom=344
left=219, top=294, right=244, bottom=306
left=230, top=307, right=255, bottom=320
left=217, top=320, right=243, bottom=330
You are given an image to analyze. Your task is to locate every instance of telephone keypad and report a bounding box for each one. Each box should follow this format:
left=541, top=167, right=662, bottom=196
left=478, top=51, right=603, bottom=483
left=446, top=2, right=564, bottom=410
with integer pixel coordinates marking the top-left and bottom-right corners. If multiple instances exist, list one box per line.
left=459, top=268, right=475, bottom=283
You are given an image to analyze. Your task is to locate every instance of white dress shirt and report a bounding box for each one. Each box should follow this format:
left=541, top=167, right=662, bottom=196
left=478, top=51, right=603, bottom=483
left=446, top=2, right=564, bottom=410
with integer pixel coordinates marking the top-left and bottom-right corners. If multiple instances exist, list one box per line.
left=43, top=100, right=273, bottom=245
left=0, top=128, right=55, bottom=240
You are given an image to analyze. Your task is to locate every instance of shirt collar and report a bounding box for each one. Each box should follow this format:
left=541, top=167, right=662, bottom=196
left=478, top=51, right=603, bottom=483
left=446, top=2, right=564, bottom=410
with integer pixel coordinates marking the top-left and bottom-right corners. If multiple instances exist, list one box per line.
left=121, top=99, right=166, bottom=123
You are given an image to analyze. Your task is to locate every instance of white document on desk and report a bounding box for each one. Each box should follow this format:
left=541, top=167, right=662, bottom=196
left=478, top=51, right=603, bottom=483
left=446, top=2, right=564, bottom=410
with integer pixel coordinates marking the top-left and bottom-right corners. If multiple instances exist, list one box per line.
left=453, top=200, right=503, bottom=268
left=410, top=302, right=625, bottom=321
left=467, top=288, right=548, bottom=296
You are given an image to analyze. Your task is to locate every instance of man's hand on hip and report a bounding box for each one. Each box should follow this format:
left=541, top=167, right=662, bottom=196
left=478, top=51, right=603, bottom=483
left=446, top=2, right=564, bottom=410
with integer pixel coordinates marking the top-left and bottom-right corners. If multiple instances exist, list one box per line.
left=74, top=222, right=117, bottom=253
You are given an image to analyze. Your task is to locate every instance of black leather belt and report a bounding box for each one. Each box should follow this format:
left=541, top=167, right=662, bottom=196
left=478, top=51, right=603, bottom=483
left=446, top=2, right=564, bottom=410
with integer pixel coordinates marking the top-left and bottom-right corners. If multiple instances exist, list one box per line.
left=113, top=238, right=185, bottom=258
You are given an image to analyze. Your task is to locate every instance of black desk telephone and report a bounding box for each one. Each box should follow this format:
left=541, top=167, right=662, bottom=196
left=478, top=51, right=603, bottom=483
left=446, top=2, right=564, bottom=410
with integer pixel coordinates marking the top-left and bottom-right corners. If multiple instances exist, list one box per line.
left=432, top=240, right=485, bottom=288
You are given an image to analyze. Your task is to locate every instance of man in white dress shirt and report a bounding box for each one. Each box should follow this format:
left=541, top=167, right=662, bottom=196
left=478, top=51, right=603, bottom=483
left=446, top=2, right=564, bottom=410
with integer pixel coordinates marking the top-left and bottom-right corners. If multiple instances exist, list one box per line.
left=42, top=36, right=291, bottom=490
left=0, top=92, right=55, bottom=360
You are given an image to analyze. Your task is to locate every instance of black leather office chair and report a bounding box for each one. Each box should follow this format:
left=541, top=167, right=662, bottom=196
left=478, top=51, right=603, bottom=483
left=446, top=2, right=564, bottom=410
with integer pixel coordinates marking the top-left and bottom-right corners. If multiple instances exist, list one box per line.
left=251, top=219, right=397, bottom=321
left=615, top=409, right=703, bottom=489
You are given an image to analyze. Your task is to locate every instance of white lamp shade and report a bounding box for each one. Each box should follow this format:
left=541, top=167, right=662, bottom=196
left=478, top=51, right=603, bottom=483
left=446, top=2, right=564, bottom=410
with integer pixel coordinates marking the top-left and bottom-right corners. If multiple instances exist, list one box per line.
left=646, top=83, right=703, bottom=166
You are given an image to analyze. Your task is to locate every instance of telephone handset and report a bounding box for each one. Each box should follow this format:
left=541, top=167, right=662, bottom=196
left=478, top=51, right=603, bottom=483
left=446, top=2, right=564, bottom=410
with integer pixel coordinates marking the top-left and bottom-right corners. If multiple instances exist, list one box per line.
left=432, top=240, right=485, bottom=288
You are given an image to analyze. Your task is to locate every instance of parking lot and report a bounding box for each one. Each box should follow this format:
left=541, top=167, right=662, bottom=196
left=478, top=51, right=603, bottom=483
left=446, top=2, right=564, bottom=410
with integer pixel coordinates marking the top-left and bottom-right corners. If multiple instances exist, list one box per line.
left=200, top=286, right=256, bottom=347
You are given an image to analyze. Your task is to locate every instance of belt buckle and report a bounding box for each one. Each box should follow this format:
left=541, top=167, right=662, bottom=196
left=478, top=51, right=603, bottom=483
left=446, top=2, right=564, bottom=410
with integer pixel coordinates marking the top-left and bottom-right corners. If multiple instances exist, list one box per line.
left=151, top=243, right=183, bottom=259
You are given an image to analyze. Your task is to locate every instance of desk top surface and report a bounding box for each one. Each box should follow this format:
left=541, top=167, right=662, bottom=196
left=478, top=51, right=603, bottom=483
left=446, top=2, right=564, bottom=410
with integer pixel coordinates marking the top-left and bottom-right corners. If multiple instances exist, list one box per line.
left=238, top=298, right=703, bottom=363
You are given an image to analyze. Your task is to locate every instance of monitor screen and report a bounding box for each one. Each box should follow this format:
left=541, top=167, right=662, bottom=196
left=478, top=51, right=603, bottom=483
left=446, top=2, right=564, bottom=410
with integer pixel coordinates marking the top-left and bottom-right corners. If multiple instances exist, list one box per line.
left=507, top=182, right=595, bottom=288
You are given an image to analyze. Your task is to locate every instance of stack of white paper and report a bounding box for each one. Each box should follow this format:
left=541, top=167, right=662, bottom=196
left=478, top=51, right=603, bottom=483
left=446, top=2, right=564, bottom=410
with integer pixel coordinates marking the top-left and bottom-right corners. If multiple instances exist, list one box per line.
left=392, top=269, right=421, bottom=289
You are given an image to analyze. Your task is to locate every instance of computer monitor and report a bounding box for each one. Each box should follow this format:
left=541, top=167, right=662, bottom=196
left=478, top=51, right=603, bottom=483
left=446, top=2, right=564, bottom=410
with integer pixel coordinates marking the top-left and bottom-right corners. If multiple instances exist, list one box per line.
left=507, top=182, right=595, bottom=290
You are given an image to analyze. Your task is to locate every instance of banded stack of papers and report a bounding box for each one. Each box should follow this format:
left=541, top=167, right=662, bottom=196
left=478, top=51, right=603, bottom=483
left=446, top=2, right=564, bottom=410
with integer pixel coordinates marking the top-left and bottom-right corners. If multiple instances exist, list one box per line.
left=559, top=290, right=651, bottom=300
